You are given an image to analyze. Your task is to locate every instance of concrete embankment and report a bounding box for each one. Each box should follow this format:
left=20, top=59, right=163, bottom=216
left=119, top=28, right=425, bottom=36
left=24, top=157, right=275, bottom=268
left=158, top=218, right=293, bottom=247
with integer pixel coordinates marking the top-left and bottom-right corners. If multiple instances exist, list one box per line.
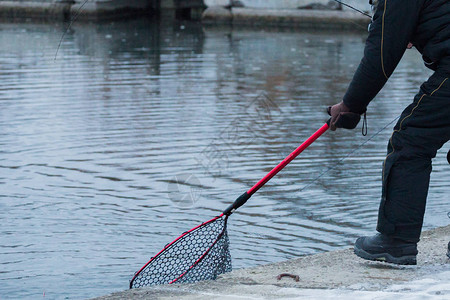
left=0, top=0, right=154, bottom=21
left=0, top=0, right=72, bottom=20
left=93, top=225, right=450, bottom=300
left=0, top=0, right=369, bottom=30
left=202, top=7, right=370, bottom=30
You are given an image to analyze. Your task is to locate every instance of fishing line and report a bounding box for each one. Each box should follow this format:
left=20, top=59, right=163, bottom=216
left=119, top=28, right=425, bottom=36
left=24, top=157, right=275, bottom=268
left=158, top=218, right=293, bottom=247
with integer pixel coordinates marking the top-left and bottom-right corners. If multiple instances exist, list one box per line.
left=54, top=0, right=89, bottom=60
left=299, top=115, right=400, bottom=192
left=331, top=0, right=372, bottom=18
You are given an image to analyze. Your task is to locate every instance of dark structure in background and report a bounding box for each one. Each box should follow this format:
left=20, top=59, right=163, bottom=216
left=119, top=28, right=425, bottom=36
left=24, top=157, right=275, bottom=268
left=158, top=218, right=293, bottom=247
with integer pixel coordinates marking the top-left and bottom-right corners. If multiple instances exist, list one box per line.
left=0, top=0, right=206, bottom=21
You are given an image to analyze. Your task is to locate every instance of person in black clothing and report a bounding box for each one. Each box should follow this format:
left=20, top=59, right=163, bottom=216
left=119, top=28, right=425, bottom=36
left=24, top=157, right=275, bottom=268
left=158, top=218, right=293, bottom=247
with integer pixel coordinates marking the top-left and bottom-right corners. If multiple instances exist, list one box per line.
left=328, top=0, right=449, bottom=265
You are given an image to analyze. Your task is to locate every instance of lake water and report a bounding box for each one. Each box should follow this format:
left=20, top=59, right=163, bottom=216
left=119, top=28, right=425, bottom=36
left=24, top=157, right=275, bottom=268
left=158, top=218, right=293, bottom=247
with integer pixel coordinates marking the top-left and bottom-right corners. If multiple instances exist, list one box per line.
left=0, top=17, right=448, bottom=299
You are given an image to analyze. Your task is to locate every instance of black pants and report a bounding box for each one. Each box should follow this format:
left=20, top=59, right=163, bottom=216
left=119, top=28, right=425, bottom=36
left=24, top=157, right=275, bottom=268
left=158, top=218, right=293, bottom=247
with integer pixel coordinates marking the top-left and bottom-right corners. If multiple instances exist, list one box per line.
left=376, top=72, right=450, bottom=242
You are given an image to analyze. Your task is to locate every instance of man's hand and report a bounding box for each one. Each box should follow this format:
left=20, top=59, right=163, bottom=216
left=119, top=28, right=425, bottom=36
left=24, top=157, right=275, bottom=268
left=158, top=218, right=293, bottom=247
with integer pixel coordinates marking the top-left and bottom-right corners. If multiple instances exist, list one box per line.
left=327, top=102, right=362, bottom=131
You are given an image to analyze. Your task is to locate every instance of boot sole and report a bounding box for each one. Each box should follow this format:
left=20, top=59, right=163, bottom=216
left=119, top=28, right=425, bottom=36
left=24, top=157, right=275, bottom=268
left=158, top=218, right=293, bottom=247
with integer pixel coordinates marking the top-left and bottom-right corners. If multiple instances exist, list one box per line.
left=354, top=245, right=417, bottom=265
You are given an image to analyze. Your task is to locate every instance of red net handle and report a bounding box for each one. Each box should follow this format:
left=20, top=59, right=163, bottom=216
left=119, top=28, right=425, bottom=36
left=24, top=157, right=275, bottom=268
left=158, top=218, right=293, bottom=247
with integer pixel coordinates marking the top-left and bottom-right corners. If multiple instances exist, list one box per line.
left=223, top=121, right=329, bottom=216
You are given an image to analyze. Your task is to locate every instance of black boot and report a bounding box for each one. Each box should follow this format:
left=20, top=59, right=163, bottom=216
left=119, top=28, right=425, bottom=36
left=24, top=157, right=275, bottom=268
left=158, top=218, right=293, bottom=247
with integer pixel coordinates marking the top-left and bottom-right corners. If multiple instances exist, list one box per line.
left=354, top=233, right=418, bottom=265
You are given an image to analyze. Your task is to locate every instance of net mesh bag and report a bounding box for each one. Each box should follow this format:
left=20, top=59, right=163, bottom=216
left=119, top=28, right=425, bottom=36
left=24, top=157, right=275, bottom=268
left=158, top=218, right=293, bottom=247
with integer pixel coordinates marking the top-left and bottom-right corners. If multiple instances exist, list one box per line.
left=130, top=216, right=232, bottom=288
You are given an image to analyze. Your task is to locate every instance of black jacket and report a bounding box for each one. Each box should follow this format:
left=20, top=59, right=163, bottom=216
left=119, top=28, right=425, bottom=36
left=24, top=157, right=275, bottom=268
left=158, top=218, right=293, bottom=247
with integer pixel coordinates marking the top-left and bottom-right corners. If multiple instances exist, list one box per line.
left=343, top=0, right=449, bottom=113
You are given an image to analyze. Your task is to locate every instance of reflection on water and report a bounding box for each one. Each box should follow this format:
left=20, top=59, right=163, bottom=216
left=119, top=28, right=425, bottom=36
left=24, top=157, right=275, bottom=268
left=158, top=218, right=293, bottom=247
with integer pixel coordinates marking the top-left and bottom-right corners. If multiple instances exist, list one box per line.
left=0, top=18, right=448, bottom=299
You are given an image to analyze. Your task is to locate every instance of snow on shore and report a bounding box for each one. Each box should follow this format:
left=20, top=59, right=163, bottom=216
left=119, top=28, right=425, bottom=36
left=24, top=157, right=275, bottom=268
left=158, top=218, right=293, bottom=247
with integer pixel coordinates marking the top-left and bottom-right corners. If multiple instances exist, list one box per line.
left=282, top=270, right=450, bottom=300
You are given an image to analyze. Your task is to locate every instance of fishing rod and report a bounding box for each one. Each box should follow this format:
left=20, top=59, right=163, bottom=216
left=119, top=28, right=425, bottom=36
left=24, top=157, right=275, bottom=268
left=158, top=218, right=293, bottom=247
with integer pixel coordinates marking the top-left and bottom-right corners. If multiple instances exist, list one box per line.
left=331, top=0, right=372, bottom=18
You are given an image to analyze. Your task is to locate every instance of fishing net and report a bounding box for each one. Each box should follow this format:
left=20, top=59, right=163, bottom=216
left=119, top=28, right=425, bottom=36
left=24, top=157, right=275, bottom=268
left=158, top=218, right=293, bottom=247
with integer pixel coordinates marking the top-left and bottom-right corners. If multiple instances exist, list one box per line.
left=130, top=216, right=232, bottom=289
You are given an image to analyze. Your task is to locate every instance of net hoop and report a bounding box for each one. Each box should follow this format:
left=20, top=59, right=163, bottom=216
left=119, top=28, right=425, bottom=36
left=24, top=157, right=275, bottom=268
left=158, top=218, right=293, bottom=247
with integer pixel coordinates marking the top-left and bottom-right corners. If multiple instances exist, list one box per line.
left=129, top=213, right=228, bottom=288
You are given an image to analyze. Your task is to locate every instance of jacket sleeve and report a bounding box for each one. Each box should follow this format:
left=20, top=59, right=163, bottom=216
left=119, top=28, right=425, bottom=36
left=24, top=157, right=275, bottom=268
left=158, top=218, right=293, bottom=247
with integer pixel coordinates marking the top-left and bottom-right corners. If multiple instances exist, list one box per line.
left=342, top=0, right=423, bottom=113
